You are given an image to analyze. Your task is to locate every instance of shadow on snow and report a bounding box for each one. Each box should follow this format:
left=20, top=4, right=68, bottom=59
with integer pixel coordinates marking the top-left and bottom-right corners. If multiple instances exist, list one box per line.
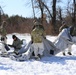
left=39, top=55, right=76, bottom=65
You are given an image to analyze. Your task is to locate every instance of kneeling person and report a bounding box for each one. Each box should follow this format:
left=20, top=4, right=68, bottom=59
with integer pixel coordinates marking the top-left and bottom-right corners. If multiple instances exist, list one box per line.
left=8, top=35, right=23, bottom=55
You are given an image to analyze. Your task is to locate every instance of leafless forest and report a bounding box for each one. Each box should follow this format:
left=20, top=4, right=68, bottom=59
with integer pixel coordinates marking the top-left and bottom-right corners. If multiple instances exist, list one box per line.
left=0, top=0, right=76, bottom=35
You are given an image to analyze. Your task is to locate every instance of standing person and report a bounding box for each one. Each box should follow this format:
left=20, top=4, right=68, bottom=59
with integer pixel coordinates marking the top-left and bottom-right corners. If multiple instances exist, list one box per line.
left=8, top=35, right=23, bottom=55
left=0, top=21, right=10, bottom=54
left=21, top=20, right=59, bottom=60
left=0, top=21, right=7, bottom=43
left=59, top=21, right=72, bottom=55
left=30, top=21, right=45, bottom=59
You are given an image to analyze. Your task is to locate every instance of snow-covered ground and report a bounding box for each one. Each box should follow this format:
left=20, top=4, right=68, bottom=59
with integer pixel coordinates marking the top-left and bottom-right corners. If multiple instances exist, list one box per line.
left=0, top=33, right=76, bottom=75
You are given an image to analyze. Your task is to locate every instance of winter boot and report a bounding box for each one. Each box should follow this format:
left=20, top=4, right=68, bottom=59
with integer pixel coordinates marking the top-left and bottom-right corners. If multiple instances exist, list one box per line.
left=63, top=52, right=66, bottom=56
left=34, top=56, right=40, bottom=60
left=50, top=50, right=54, bottom=55
left=68, top=52, right=72, bottom=55
left=32, top=51, right=35, bottom=56
left=38, top=54, right=42, bottom=59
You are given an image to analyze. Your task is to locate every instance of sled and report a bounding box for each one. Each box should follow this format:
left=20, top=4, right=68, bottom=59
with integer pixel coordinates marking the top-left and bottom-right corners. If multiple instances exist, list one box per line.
left=42, top=38, right=61, bottom=56
left=18, top=41, right=32, bottom=54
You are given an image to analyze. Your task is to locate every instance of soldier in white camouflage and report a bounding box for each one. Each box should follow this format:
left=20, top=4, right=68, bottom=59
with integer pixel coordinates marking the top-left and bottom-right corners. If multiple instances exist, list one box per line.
left=30, top=20, right=46, bottom=59
left=59, top=21, right=72, bottom=55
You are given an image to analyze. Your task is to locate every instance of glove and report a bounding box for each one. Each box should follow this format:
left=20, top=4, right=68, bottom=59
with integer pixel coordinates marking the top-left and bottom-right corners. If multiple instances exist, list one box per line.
left=8, top=44, right=12, bottom=47
left=8, top=44, right=16, bottom=48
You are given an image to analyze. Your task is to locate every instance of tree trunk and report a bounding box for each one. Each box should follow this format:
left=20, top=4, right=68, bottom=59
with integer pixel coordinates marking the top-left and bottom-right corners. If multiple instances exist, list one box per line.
left=59, top=8, right=62, bottom=23
left=31, top=0, right=35, bottom=18
left=52, top=0, right=57, bottom=33
left=0, top=11, right=1, bottom=26
left=38, top=0, right=44, bottom=25
left=72, top=0, right=76, bottom=25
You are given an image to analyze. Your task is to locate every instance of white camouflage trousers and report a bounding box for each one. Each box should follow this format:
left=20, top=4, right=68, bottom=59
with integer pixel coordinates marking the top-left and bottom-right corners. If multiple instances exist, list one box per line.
left=0, top=37, right=7, bottom=54
left=30, top=42, right=44, bottom=57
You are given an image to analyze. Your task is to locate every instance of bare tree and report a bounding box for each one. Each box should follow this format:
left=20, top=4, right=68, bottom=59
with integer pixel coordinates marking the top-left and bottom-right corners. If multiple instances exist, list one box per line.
left=31, top=0, right=35, bottom=18
left=33, top=0, right=59, bottom=34
left=57, top=7, right=62, bottom=25
left=66, top=0, right=76, bottom=25
left=73, top=0, right=76, bottom=25
left=52, top=0, right=56, bottom=26
left=37, top=0, right=44, bottom=24
left=0, top=6, right=4, bottom=26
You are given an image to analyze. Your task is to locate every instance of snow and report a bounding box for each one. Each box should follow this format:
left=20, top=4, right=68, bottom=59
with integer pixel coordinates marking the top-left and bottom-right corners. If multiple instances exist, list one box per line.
left=0, top=33, right=76, bottom=75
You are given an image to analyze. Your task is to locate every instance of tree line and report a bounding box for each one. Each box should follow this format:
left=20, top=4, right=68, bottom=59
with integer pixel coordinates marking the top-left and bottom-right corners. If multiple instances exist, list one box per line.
left=1, top=14, right=53, bottom=35
left=0, top=0, right=76, bottom=35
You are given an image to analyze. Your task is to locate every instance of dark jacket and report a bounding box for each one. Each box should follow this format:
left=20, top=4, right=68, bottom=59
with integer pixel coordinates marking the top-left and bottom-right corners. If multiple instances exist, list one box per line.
left=9, top=38, right=22, bottom=51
